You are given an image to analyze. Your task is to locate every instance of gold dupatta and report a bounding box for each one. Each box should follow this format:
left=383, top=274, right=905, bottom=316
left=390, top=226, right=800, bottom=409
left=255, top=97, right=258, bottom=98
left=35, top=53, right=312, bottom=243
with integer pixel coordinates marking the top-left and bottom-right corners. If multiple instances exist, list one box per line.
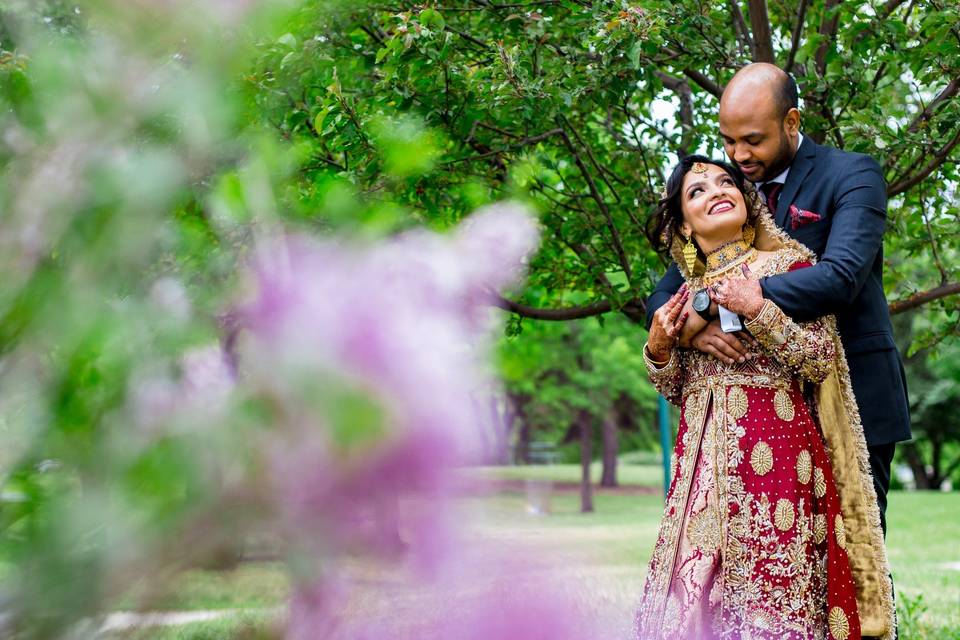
left=667, top=190, right=895, bottom=639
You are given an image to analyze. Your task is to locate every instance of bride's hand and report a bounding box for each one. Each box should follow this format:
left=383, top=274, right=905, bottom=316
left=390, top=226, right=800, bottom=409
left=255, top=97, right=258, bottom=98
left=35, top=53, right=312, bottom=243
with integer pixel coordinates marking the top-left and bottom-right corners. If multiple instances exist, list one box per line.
left=709, top=263, right=765, bottom=319
left=646, top=284, right=690, bottom=362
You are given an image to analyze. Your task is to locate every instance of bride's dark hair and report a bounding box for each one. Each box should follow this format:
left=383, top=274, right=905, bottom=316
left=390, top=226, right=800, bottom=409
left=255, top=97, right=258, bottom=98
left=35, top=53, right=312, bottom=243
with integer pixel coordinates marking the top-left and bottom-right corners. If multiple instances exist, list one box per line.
left=645, top=155, right=749, bottom=254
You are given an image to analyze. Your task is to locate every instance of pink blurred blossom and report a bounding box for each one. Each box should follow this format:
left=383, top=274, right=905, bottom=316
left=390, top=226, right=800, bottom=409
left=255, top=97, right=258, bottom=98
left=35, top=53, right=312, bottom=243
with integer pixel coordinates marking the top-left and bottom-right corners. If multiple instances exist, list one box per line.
left=233, top=204, right=551, bottom=635
left=129, top=343, right=235, bottom=431
left=240, top=203, right=538, bottom=460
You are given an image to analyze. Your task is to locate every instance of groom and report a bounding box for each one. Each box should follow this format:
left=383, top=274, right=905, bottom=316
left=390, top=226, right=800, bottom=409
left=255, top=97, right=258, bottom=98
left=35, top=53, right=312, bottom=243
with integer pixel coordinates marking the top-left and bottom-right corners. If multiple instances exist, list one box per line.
left=646, top=63, right=912, bottom=536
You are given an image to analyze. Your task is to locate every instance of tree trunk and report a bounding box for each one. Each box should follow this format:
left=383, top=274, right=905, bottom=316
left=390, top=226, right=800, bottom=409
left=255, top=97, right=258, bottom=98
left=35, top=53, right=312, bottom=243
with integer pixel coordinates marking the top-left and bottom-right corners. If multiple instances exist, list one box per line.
left=489, top=394, right=510, bottom=464
left=579, top=409, right=594, bottom=513
left=509, top=391, right=531, bottom=464
left=931, top=437, right=944, bottom=489
left=902, top=443, right=931, bottom=489
left=515, top=420, right=531, bottom=464
left=600, top=409, right=618, bottom=487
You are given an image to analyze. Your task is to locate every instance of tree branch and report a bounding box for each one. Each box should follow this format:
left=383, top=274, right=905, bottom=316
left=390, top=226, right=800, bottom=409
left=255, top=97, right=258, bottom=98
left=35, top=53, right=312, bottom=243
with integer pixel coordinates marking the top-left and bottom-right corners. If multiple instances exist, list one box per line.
left=560, top=114, right=622, bottom=203
left=493, top=294, right=647, bottom=322
left=815, top=0, right=841, bottom=76
left=918, top=183, right=949, bottom=285
left=904, top=76, right=960, bottom=136
left=727, top=0, right=754, bottom=56
left=881, top=77, right=960, bottom=174
left=556, top=123, right=634, bottom=282
left=851, top=0, right=912, bottom=46
left=444, top=128, right=562, bottom=165
left=445, top=26, right=491, bottom=50
left=888, top=282, right=960, bottom=315
left=662, top=48, right=725, bottom=98
left=747, top=0, right=775, bottom=63
left=656, top=72, right=695, bottom=156
left=887, top=127, right=960, bottom=196
left=493, top=295, right=613, bottom=320
left=784, top=0, right=809, bottom=73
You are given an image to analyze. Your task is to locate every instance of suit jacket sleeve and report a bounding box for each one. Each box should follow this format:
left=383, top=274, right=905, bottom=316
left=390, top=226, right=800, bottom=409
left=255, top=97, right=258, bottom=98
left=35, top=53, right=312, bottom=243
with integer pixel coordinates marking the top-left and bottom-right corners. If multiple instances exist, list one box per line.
left=759, top=155, right=887, bottom=322
left=645, top=262, right=684, bottom=330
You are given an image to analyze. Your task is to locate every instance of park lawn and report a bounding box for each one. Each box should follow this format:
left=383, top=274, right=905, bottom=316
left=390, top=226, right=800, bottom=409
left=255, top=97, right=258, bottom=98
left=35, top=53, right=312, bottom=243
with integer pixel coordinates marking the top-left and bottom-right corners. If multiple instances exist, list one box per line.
left=106, top=612, right=277, bottom=640
left=465, top=460, right=664, bottom=487
left=108, top=465, right=960, bottom=638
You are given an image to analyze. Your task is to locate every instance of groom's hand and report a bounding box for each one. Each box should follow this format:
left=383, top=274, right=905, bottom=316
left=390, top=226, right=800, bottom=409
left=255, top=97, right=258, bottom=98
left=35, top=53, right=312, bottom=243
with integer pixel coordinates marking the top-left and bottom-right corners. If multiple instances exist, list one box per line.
left=688, top=320, right=753, bottom=365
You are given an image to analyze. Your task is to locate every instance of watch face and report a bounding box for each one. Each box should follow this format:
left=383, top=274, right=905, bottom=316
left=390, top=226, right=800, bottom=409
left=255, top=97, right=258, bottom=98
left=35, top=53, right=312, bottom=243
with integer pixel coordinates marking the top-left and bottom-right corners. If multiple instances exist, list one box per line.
left=693, top=289, right=711, bottom=312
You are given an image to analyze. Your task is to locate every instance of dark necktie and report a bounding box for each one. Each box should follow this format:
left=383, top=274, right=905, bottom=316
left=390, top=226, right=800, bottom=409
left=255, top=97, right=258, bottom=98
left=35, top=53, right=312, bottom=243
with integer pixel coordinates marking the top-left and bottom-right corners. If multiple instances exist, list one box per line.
left=760, top=182, right=783, bottom=215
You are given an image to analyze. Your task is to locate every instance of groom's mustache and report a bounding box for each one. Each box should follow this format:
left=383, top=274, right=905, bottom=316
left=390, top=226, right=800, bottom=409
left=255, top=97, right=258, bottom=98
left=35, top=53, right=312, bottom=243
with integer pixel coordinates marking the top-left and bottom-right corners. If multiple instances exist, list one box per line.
left=736, top=162, right=763, bottom=178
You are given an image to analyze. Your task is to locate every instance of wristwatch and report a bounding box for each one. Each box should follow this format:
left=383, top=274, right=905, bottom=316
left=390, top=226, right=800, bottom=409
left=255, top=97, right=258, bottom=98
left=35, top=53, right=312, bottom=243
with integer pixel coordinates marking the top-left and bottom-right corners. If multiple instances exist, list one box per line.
left=692, top=288, right=713, bottom=321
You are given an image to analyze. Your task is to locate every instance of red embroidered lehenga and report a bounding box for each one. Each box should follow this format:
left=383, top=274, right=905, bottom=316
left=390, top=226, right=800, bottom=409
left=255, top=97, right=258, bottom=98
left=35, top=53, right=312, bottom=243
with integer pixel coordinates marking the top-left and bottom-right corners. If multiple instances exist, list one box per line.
left=634, top=201, right=894, bottom=640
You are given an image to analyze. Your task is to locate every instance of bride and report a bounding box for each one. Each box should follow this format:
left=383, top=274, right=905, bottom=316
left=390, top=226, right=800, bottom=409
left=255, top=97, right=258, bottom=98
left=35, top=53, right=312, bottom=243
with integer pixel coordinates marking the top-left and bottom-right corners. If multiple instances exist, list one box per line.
left=634, top=156, right=894, bottom=640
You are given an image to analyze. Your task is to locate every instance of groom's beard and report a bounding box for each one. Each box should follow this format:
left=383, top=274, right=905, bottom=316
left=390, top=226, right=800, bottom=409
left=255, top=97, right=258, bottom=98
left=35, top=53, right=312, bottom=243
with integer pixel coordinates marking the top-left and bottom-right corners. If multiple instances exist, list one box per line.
left=752, top=130, right=796, bottom=183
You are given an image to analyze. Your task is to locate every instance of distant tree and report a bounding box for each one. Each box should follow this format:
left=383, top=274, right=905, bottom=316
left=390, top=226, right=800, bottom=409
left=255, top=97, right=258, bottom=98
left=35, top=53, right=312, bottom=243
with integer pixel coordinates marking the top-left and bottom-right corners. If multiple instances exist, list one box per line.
left=898, top=315, right=960, bottom=489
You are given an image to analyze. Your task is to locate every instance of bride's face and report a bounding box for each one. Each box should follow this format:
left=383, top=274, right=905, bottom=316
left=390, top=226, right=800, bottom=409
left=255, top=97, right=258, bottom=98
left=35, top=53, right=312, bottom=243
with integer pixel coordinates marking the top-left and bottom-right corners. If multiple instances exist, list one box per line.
left=679, top=164, right=748, bottom=253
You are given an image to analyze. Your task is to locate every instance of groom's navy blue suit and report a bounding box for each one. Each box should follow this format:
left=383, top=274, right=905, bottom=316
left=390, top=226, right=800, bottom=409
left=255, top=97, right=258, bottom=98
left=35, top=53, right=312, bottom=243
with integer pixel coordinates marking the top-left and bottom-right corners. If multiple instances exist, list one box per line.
left=647, top=136, right=912, bottom=530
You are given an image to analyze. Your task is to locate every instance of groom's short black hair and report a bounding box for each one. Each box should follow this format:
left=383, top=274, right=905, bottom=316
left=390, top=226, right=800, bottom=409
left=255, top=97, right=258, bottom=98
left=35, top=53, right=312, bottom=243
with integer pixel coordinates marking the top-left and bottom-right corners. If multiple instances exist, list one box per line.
left=777, top=72, right=799, bottom=118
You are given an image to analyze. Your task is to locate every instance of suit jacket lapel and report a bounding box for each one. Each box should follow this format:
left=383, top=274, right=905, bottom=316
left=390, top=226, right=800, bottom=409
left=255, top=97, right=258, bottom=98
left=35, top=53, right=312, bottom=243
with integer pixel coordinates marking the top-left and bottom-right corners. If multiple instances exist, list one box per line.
left=775, top=136, right=816, bottom=228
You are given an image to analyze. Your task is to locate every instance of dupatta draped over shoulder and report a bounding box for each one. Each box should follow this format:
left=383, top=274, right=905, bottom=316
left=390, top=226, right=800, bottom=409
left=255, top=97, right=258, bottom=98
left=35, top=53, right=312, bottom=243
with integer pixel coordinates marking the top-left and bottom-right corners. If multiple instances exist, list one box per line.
left=635, top=191, right=894, bottom=640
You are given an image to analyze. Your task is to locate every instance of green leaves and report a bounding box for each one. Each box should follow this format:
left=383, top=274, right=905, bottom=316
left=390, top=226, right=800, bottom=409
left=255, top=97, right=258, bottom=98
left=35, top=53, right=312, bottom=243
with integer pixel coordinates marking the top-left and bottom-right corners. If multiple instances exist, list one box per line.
left=418, top=8, right=446, bottom=31
left=369, top=114, right=442, bottom=178
left=245, top=0, right=960, bottom=353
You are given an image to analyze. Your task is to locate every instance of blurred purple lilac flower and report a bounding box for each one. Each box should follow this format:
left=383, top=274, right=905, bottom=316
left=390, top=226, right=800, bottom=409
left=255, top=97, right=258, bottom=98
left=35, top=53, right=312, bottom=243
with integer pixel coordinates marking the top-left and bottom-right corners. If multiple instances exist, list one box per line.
left=241, top=202, right=538, bottom=456
left=302, top=556, right=597, bottom=640
left=235, top=203, right=538, bottom=595
left=129, top=343, right=235, bottom=432
left=180, top=343, right=235, bottom=408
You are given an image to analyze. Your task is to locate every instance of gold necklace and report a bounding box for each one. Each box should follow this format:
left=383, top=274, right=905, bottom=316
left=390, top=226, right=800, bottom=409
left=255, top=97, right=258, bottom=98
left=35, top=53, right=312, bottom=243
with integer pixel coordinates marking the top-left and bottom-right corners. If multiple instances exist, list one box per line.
left=704, top=237, right=756, bottom=282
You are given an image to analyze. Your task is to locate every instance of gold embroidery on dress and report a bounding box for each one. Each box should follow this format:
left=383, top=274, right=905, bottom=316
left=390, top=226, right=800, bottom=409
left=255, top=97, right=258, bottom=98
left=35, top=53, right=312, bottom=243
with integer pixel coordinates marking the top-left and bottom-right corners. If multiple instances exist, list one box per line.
left=814, top=467, right=827, bottom=499
left=774, top=498, right=795, bottom=531
left=814, top=513, right=827, bottom=544
left=728, top=385, right=748, bottom=420
left=750, top=441, right=773, bottom=476
left=829, top=606, right=851, bottom=640
left=796, top=449, right=812, bottom=484
left=684, top=389, right=709, bottom=428
left=748, top=608, right=779, bottom=633
left=835, top=514, right=847, bottom=550
left=774, top=388, right=795, bottom=422
left=721, top=491, right=824, bottom=635
left=687, top=507, right=722, bottom=551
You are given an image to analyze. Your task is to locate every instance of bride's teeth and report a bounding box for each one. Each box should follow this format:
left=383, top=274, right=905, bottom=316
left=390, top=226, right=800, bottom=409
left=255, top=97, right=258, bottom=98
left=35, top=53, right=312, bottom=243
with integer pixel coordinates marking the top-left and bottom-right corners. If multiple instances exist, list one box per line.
left=710, top=202, right=732, bottom=214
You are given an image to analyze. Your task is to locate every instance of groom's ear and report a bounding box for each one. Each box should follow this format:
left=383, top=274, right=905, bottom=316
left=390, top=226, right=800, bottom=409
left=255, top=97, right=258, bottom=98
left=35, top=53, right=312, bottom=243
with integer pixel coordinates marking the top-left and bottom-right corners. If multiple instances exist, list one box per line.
left=783, top=108, right=801, bottom=135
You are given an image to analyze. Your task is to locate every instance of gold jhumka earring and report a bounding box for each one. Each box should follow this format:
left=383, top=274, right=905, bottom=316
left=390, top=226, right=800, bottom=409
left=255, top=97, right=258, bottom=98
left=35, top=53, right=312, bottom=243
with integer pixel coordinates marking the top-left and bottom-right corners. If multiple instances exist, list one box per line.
left=742, top=223, right=755, bottom=246
left=682, top=234, right=698, bottom=273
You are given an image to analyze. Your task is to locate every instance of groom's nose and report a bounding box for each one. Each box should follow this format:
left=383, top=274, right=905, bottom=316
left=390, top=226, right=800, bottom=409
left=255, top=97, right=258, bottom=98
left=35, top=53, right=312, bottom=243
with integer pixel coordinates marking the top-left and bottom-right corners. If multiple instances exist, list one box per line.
left=732, top=144, right=752, bottom=163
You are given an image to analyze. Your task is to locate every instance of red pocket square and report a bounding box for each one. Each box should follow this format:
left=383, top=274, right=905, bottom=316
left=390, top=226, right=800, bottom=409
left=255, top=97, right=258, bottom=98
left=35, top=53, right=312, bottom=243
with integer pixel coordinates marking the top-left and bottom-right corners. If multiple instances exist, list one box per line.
left=789, top=205, right=821, bottom=230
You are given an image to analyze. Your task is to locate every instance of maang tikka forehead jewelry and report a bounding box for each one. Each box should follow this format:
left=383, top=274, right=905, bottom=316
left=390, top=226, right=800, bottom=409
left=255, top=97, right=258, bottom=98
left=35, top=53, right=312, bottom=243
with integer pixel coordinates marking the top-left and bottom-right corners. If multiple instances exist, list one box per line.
left=691, top=162, right=708, bottom=174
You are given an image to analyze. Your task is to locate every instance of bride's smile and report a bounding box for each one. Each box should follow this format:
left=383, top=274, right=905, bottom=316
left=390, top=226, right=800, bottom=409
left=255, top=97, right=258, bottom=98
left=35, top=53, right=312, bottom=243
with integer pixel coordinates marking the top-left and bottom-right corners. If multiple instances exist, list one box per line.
left=707, top=199, right=735, bottom=215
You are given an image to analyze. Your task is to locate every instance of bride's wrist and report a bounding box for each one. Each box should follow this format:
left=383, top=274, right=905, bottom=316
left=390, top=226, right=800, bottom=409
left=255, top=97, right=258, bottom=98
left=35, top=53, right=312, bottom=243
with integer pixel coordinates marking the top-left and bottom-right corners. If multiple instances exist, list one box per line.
left=741, top=296, right=766, bottom=320
left=644, top=342, right=673, bottom=365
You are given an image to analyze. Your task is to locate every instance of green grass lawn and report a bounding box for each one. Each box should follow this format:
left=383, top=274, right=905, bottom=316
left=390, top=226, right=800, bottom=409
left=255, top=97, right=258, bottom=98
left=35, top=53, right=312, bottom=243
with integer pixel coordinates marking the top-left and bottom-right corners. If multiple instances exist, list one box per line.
left=465, top=460, right=665, bottom=487
left=108, top=464, right=960, bottom=639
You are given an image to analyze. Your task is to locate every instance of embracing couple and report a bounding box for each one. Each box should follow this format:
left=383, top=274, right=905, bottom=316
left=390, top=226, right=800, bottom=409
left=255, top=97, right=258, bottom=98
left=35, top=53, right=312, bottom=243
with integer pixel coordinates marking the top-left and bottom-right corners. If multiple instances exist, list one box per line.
left=634, top=63, right=912, bottom=640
